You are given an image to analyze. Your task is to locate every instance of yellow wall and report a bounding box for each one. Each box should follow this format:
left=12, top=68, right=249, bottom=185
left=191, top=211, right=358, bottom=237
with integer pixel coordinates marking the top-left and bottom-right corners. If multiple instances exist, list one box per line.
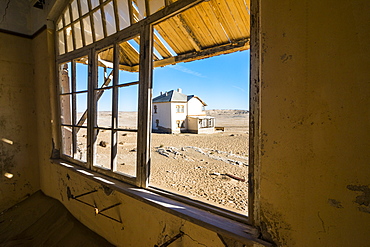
left=0, top=33, right=40, bottom=212
left=257, top=0, right=370, bottom=246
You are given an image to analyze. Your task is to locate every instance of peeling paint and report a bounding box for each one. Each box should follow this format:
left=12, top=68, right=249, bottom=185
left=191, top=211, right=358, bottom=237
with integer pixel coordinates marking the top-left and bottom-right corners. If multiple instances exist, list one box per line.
left=347, top=185, right=370, bottom=214
left=260, top=202, right=292, bottom=246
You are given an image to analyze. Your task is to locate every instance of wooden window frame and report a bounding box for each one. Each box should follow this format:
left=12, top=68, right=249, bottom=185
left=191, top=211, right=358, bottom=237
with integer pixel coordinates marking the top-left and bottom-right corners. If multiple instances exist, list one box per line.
left=55, top=0, right=260, bottom=229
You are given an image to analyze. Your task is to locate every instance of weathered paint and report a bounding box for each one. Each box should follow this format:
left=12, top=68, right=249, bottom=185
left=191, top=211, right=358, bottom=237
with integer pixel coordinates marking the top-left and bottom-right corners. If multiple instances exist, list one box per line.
left=0, top=32, right=40, bottom=212
left=253, top=0, right=370, bottom=245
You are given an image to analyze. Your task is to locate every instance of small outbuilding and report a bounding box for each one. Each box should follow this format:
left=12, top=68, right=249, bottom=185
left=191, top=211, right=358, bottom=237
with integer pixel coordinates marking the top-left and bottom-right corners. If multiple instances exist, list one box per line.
left=152, top=89, right=215, bottom=134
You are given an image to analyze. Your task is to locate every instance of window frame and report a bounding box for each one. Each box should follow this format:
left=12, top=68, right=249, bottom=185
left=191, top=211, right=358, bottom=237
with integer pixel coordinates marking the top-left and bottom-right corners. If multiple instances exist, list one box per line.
left=54, top=0, right=256, bottom=225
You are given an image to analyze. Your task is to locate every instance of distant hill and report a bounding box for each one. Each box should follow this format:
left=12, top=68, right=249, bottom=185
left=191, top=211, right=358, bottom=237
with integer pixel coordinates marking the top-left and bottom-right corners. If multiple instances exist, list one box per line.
left=206, top=109, right=249, bottom=116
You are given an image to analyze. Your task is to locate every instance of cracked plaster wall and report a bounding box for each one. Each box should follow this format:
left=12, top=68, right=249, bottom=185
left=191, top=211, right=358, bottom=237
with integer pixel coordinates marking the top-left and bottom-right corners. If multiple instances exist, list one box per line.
left=0, top=32, right=40, bottom=212
left=257, top=0, right=370, bottom=246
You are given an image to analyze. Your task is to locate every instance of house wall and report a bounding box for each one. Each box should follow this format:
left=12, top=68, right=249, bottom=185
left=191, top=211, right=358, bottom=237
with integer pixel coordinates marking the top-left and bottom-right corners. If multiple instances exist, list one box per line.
left=170, top=102, right=187, bottom=133
left=0, top=33, right=40, bottom=212
left=254, top=0, right=370, bottom=246
left=187, top=97, right=205, bottom=116
left=152, top=102, right=172, bottom=132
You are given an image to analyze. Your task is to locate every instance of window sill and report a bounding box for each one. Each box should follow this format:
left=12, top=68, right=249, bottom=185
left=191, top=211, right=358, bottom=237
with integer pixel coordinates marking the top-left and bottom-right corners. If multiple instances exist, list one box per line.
left=51, top=159, right=271, bottom=246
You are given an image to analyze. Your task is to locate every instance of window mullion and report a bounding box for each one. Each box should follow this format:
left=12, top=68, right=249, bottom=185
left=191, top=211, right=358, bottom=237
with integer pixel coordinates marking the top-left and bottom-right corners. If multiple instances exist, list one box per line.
left=87, top=48, right=97, bottom=169
left=72, top=61, right=77, bottom=158
left=111, top=43, right=119, bottom=172
left=137, top=24, right=153, bottom=188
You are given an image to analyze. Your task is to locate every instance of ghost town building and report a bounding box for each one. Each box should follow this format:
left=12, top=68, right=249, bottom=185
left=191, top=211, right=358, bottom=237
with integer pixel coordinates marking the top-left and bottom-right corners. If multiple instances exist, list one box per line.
left=0, top=0, right=369, bottom=246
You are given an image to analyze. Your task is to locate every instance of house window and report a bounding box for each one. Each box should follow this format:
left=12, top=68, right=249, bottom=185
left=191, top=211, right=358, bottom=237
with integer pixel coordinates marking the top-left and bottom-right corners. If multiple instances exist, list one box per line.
left=56, top=0, right=250, bottom=218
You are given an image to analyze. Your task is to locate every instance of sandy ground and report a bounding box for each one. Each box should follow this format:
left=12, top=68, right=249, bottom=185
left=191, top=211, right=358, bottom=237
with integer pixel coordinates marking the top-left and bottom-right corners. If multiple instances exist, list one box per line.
left=77, top=110, right=249, bottom=214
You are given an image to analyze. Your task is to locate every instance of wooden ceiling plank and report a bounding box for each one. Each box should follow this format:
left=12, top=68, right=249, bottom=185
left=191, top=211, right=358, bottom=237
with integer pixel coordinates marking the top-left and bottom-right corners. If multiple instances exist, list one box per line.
left=172, top=15, right=202, bottom=51
left=209, top=0, right=243, bottom=41
left=224, top=0, right=250, bottom=36
left=196, top=2, right=233, bottom=43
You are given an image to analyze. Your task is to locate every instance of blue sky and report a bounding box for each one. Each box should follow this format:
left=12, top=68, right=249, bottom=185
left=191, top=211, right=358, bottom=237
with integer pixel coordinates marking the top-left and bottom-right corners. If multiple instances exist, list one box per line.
left=153, top=49, right=250, bottom=110
left=76, top=49, right=250, bottom=112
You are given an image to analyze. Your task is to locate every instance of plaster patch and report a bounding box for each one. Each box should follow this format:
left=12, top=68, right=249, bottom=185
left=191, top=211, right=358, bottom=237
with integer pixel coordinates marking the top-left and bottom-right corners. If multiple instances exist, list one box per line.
left=327, top=199, right=343, bottom=208
left=347, top=184, right=370, bottom=214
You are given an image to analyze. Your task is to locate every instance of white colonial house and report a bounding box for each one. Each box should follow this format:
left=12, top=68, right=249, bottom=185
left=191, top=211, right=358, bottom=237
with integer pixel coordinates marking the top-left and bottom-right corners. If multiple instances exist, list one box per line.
left=152, top=89, right=215, bottom=134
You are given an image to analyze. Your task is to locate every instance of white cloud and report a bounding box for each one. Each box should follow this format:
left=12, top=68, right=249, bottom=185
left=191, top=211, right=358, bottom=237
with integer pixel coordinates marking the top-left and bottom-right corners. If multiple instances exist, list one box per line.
left=170, top=65, right=206, bottom=78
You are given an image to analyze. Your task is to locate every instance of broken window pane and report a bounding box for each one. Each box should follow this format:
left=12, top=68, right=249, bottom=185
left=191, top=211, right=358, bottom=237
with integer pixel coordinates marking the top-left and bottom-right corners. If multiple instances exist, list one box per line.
left=104, top=1, right=116, bottom=36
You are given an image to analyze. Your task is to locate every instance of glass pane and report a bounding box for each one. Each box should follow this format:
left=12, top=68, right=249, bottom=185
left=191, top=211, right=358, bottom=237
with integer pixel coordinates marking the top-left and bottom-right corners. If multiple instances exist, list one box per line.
left=75, top=127, right=87, bottom=162
left=91, top=0, right=99, bottom=9
left=59, top=62, right=72, bottom=94
left=80, top=0, right=89, bottom=15
left=149, top=0, right=164, bottom=15
left=75, top=57, right=88, bottom=91
left=82, top=17, right=93, bottom=45
left=115, top=131, right=137, bottom=176
left=73, top=22, right=83, bottom=49
left=118, top=86, right=138, bottom=129
left=97, top=88, right=112, bottom=128
left=104, top=1, right=116, bottom=36
left=71, top=0, right=79, bottom=21
left=61, top=126, right=73, bottom=157
left=64, top=8, right=71, bottom=25
left=60, top=95, right=72, bottom=124
left=66, top=26, right=74, bottom=52
left=94, top=129, right=111, bottom=169
left=117, top=0, right=130, bottom=30
left=134, top=0, right=146, bottom=20
left=93, top=9, right=104, bottom=41
left=75, top=92, right=88, bottom=126
left=58, top=31, right=65, bottom=55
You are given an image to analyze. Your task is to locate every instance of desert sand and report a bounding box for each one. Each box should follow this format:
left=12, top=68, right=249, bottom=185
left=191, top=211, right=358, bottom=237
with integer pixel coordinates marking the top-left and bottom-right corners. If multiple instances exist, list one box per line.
left=82, top=110, right=249, bottom=214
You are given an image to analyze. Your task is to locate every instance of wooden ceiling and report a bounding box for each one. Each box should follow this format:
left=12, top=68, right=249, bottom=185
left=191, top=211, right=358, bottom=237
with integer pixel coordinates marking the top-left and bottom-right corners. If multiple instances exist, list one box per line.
left=98, top=0, right=250, bottom=71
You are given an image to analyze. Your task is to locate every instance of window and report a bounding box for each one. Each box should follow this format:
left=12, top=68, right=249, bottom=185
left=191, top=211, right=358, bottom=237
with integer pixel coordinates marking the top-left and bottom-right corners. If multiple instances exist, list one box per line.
left=176, top=105, right=184, bottom=113
left=57, top=0, right=250, bottom=217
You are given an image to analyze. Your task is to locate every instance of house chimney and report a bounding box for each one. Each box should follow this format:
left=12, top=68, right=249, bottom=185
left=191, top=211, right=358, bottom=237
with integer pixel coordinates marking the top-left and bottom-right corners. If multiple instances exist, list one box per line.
left=177, top=88, right=182, bottom=93
left=160, top=91, right=163, bottom=95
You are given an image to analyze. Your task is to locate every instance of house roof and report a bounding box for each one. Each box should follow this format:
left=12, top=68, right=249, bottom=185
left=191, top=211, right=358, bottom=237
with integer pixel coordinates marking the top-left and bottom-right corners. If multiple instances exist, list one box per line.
left=153, top=90, right=207, bottom=106
left=153, top=90, right=188, bottom=103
